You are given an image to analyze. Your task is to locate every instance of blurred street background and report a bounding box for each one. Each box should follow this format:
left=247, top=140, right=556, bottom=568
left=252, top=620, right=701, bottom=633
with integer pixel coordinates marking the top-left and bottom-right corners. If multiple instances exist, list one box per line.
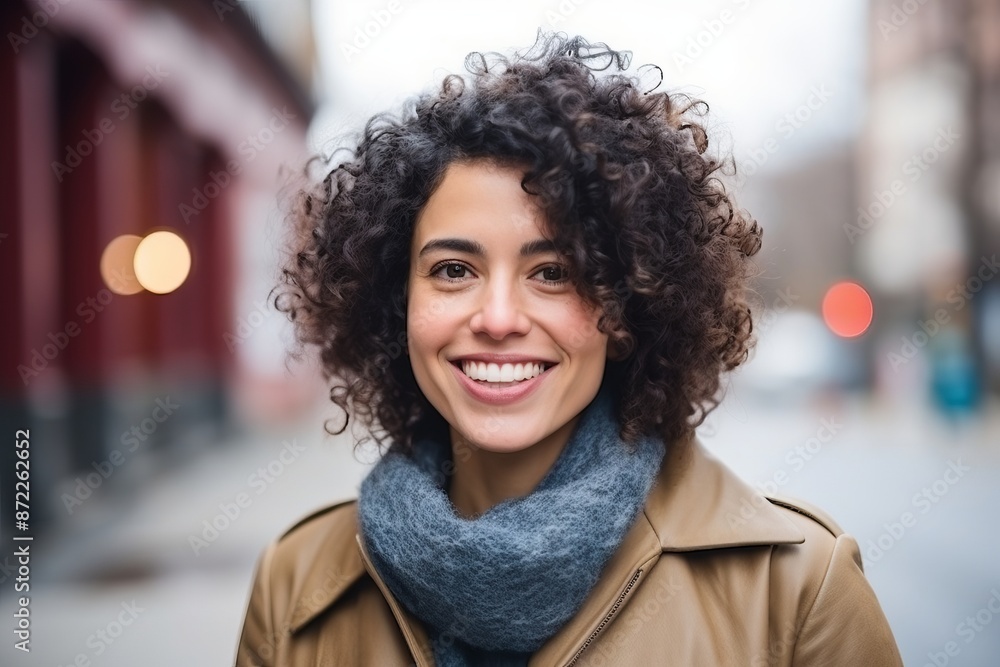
left=1, top=1, right=999, bottom=665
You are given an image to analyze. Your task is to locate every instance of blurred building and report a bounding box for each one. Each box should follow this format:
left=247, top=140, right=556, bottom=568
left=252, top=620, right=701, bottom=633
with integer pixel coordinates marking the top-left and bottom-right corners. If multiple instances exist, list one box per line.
left=856, top=0, right=1000, bottom=411
left=1, top=0, right=315, bottom=534
left=735, top=1, right=1000, bottom=411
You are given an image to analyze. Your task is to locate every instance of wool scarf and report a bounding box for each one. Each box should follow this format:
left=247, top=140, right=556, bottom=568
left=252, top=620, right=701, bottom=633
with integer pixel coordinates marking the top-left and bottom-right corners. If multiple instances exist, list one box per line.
left=356, top=391, right=665, bottom=666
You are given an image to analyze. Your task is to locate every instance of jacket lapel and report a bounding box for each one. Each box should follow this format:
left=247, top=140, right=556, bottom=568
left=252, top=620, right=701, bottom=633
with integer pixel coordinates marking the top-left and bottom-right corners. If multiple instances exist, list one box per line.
left=646, top=436, right=805, bottom=551
left=286, top=507, right=367, bottom=633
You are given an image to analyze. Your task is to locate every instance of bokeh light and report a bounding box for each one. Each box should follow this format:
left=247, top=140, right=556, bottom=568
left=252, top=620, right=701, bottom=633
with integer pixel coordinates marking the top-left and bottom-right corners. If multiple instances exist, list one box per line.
left=100, top=234, right=145, bottom=295
left=133, top=231, right=192, bottom=294
left=822, top=281, right=873, bottom=338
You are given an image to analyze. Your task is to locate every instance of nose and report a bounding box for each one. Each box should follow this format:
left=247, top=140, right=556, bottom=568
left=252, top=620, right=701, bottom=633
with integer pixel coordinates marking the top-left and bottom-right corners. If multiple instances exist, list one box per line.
left=468, top=277, right=531, bottom=340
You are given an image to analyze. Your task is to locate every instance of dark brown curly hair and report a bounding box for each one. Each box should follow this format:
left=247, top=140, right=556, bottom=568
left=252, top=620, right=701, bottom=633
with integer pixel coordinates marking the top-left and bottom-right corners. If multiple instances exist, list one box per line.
left=275, top=31, right=762, bottom=454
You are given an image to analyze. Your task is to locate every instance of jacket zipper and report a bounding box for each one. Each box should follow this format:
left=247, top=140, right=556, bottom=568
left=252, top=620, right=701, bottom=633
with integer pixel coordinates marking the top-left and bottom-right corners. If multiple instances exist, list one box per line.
left=565, top=569, right=643, bottom=667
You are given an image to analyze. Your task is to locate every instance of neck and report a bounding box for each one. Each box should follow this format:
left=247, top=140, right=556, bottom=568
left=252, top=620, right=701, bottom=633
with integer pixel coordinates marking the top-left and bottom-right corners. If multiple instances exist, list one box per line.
left=447, top=416, right=581, bottom=519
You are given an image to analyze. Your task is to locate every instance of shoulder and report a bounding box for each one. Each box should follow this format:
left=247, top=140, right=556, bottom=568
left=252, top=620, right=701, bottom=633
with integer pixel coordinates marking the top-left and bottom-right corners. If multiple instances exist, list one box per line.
left=765, top=495, right=846, bottom=549
left=757, top=499, right=903, bottom=663
left=243, top=498, right=367, bottom=637
left=759, top=493, right=873, bottom=587
left=276, top=497, right=359, bottom=544
left=238, top=498, right=366, bottom=663
left=254, top=498, right=363, bottom=592
left=765, top=493, right=845, bottom=540
left=753, top=495, right=896, bottom=647
left=759, top=492, right=857, bottom=582
left=262, top=497, right=362, bottom=584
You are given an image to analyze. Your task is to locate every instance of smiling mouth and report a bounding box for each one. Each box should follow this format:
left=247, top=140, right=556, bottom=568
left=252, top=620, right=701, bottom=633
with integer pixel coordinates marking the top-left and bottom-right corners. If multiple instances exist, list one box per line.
left=457, top=360, right=551, bottom=383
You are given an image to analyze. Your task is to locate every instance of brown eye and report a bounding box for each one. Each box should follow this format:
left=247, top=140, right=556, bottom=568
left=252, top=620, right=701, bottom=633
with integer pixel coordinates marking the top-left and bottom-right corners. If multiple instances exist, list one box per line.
left=536, top=265, right=567, bottom=283
left=445, top=264, right=467, bottom=279
left=431, top=262, right=471, bottom=281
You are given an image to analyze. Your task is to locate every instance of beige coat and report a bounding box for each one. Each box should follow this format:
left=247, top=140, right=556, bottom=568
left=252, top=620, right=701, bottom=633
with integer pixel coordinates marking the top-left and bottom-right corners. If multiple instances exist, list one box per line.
left=235, top=438, right=903, bottom=666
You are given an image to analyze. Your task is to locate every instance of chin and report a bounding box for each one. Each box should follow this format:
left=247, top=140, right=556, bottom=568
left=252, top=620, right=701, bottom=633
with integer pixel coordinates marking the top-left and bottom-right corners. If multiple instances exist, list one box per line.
left=472, top=436, right=536, bottom=454
left=452, top=417, right=546, bottom=454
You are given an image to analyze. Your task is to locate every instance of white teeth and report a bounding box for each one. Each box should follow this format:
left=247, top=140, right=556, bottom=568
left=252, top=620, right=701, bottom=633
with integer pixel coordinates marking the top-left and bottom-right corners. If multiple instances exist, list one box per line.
left=460, top=361, right=548, bottom=382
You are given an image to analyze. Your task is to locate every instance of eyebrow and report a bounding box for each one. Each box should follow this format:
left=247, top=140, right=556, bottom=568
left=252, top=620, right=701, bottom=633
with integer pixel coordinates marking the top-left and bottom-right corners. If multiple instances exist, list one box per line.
left=417, top=237, right=558, bottom=259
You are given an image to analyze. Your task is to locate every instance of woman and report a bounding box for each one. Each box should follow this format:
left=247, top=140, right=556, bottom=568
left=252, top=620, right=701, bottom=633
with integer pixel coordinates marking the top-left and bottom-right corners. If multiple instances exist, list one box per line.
left=236, top=33, right=903, bottom=666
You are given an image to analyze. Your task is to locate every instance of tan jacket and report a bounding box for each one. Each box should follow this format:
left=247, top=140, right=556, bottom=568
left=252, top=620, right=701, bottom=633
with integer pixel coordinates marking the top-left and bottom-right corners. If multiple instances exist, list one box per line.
left=235, top=438, right=903, bottom=666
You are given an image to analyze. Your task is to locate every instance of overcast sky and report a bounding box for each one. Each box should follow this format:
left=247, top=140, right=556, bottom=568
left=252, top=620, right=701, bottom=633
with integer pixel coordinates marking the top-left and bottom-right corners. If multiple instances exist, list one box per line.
left=307, top=0, right=868, bottom=176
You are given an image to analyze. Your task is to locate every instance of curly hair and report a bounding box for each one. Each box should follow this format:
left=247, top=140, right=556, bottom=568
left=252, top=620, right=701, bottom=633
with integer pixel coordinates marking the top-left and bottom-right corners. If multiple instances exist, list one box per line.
left=275, top=31, right=762, bottom=454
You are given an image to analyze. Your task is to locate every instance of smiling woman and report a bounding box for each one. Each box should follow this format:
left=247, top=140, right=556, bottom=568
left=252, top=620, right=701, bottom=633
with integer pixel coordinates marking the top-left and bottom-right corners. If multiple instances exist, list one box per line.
left=235, top=32, right=903, bottom=666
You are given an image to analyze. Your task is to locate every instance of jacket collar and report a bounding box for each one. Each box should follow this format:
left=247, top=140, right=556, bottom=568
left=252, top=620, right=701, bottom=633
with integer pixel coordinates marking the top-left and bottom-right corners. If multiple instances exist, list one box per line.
left=287, top=436, right=804, bottom=643
left=644, top=434, right=805, bottom=551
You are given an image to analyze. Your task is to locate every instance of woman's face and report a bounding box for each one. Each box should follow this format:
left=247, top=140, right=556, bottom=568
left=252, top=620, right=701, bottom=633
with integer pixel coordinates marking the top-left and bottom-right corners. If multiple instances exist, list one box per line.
left=406, top=160, right=608, bottom=453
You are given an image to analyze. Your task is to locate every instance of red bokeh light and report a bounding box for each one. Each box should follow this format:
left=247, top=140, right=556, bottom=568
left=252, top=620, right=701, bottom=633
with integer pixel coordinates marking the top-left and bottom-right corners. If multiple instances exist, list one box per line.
left=822, top=281, right=873, bottom=338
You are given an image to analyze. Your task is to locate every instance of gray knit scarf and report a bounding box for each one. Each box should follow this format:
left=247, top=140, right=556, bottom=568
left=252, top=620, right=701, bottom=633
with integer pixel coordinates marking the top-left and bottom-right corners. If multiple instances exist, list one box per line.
left=357, top=391, right=665, bottom=666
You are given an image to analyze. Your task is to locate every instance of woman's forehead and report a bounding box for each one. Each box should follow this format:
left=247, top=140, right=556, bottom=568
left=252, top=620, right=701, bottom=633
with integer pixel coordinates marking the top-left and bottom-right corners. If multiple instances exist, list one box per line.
left=411, top=160, right=553, bottom=250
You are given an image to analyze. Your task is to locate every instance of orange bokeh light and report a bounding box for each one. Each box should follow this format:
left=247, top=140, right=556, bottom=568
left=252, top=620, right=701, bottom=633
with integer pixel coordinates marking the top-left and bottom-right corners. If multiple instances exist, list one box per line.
left=133, top=231, right=191, bottom=294
left=100, top=234, right=145, bottom=295
left=822, top=281, right=873, bottom=338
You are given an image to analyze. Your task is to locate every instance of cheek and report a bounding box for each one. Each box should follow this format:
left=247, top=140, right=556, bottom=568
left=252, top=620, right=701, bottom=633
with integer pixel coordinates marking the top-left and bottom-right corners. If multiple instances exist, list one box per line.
left=549, top=300, right=607, bottom=356
left=406, top=287, right=460, bottom=355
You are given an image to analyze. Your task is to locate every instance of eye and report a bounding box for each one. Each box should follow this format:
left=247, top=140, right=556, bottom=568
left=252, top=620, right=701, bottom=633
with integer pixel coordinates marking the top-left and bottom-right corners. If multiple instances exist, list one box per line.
left=534, top=264, right=569, bottom=284
left=430, top=262, right=472, bottom=281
